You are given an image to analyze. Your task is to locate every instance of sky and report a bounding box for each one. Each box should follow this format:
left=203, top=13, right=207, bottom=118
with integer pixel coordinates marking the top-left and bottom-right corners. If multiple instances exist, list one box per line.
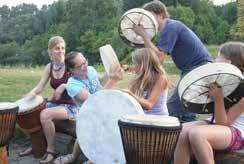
left=0, top=0, right=236, bottom=8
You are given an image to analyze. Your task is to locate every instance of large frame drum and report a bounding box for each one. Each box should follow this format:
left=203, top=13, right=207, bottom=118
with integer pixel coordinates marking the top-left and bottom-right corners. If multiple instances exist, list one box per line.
left=178, top=63, right=243, bottom=114
left=118, top=115, right=182, bottom=164
left=76, top=90, right=144, bottom=164
left=16, top=96, right=47, bottom=158
left=0, top=103, right=19, bottom=164
left=119, top=8, right=158, bottom=48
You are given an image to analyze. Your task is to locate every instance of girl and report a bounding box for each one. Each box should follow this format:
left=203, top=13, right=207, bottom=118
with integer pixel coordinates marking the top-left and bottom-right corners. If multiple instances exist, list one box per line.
left=174, top=42, right=244, bottom=164
left=21, top=36, right=77, bottom=164
left=123, top=48, right=169, bottom=115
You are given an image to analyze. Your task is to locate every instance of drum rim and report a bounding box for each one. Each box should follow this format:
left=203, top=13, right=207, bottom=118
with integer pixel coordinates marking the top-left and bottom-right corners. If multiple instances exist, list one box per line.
left=118, top=120, right=182, bottom=130
left=180, top=73, right=242, bottom=103
left=0, top=106, right=19, bottom=114
left=118, top=9, right=157, bottom=48
left=18, top=100, right=45, bottom=115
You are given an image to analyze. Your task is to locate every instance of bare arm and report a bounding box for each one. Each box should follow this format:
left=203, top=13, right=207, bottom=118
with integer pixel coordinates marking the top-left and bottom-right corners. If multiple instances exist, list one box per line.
left=25, top=64, right=51, bottom=98
left=133, top=24, right=167, bottom=63
left=102, top=68, right=124, bottom=89
left=52, top=83, right=66, bottom=100
left=209, top=83, right=244, bottom=125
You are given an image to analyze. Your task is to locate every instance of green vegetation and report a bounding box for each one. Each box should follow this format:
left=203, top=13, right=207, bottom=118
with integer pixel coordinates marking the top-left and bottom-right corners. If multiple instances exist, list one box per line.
left=0, top=0, right=241, bottom=67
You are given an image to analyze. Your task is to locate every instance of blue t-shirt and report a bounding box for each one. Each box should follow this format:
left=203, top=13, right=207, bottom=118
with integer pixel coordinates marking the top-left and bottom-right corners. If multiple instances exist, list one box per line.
left=157, top=19, right=212, bottom=74
left=66, top=66, right=101, bottom=108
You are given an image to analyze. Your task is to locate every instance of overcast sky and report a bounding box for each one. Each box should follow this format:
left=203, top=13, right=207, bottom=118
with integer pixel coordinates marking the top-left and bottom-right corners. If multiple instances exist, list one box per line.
left=0, top=0, right=236, bottom=8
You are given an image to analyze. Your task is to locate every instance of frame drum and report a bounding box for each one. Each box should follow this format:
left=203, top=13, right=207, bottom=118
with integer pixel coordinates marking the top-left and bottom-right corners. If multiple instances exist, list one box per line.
left=119, top=8, right=158, bottom=47
left=0, top=103, right=19, bottom=164
left=178, top=63, right=243, bottom=114
left=99, top=44, right=121, bottom=75
left=118, top=115, right=181, bottom=164
left=16, top=95, right=47, bottom=158
left=76, top=90, right=144, bottom=164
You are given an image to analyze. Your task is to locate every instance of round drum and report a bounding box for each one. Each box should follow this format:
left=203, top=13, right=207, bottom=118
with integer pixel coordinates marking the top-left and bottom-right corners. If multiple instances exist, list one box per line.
left=99, top=44, right=121, bottom=75
left=0, top=102, right=19, bottom=164
left=76, top=90, right=144, bottom=164
left=178, top=63, right=243, bottom=114
left=16, top=95, right=47, bottom=158
left=0, top=103, right=18, bottom=147
left=119, top=8, right=158, bottom=47
left=118, top=115, right=181, bottom=164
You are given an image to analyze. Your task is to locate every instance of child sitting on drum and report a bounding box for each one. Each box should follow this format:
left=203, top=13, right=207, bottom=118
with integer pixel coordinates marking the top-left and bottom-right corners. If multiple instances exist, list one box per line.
left=122, top=48, right=169, bottom=115
left=54, top=51, right=123, bottom=164
left=174, top=42, right=244, bottom=164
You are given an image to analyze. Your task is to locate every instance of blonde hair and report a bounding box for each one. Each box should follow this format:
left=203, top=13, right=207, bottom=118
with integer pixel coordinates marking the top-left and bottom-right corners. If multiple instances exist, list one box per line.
left=129, top=48, right=167, bottom=96
left=219, top=42, right=244, bottom=73
left=143, top=1, right=169, bottom=18
left=48, top=36, right=65, bottom=50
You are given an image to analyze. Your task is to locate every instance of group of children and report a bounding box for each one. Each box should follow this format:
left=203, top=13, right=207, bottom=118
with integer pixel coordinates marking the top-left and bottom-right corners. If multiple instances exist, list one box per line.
left=18, top=1, right=243, bottom=164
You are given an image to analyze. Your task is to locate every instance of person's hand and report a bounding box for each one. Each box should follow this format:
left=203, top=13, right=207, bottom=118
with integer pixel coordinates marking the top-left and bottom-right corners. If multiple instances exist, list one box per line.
left=109, top=68, right=124, bottom=81
left=53, top=84, right=66, bottom=100
left=208, top=83, right=223, bottom=101
left=23, top=91, right=36, bottom=100
left=133, top=24, right=147, bottom=38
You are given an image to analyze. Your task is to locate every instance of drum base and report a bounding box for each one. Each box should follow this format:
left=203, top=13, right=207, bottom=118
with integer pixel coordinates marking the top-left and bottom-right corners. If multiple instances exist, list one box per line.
left=30, top=131, right=47, bottom=158
left=0, top=146, right=9, bottom=164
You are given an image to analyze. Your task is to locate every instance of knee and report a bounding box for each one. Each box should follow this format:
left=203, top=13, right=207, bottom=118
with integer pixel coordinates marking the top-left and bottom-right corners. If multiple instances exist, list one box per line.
left=40, top=109, right=51, bottom=123
left=188, top=128, right=203, bottom=146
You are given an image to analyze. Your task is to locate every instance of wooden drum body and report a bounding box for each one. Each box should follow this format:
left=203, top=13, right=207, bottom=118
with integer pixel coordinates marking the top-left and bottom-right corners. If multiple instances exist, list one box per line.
left=118, top=115, right=182, bottom=164
left=0, top=103, right=19, bottom=164
left=16, top=96, right=47, bottom=158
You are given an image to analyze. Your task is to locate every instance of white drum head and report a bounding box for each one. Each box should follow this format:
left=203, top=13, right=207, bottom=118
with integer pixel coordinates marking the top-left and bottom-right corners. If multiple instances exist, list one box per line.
left=0, top=103, right=18, bottom=111
left=119, top=8, right=158, bottom=47
left=99, top=44, right=121, bottom=75
left=76, top=90, right=144, bottom=164
left=16, top=95, right=44, bottom=113
left=120, top=115, right=180, bottom=127
left=178, top=63, right=243, bottom=114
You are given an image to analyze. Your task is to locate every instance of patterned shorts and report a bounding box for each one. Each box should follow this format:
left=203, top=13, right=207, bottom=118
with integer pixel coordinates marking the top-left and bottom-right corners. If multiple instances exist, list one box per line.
left=226, top=126, right=244, bottom=151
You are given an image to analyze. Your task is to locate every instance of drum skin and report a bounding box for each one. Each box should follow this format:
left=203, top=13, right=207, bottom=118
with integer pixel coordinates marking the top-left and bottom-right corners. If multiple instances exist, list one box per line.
left=99, top=44, right=121, bottom=75
left=76, top=90, right=144, bottom=164
left=119, top=8, right=158, bottom=48
left=178, top=63, right=243, bottom=114
left=16, top=97, right=47, bottom=158
left=118, top=115, right=181, bottom=164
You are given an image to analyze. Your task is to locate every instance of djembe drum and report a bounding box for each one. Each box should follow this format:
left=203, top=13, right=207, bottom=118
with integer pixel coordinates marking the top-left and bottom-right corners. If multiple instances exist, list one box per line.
left=118, top=115, right=181, bottom=164
left=16, top=95, right=47, bottom=158
left=76, top=90, right=144, bottom=164
left=178, top=63, right=243, bottom=114
left=0, top=103, right=19, bottom=164
left=119, top=8, right=158, bottom=47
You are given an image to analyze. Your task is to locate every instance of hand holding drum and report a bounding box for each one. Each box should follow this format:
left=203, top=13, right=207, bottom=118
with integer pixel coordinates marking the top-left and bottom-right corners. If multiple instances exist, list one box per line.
left=119, top=8, right=158, bottom=47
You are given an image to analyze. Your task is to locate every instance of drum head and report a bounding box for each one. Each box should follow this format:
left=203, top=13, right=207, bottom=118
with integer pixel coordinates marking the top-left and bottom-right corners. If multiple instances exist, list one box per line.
left=76, top=90, right=144, bottom=164
left=99, top=44, right=121, bottom=75
left=120, top=115, right=180, bottom=127
left=119, top=8, right=158, bottom=47
left=0, top=103, right=18, bottom=111
left=178, top=63, right=243, bottom=114
left=16, top=95, right=43, bottom=114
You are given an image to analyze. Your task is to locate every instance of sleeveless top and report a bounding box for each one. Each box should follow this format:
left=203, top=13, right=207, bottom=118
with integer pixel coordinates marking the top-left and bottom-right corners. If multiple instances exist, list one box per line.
left=142, top=88, right=168, bottom=115
left=49, top=62, right=75, bottom=105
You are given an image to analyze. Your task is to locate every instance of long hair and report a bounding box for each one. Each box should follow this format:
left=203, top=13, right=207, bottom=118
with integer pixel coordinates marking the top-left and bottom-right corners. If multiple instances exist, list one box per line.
left=219, top=42, right=244, bottom=73
left=129, top=48, right=167, bottom=96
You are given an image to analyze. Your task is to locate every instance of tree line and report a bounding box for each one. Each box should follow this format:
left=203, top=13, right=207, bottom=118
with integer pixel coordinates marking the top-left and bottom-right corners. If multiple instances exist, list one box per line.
left=0, top=0, right=241, bottom=66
